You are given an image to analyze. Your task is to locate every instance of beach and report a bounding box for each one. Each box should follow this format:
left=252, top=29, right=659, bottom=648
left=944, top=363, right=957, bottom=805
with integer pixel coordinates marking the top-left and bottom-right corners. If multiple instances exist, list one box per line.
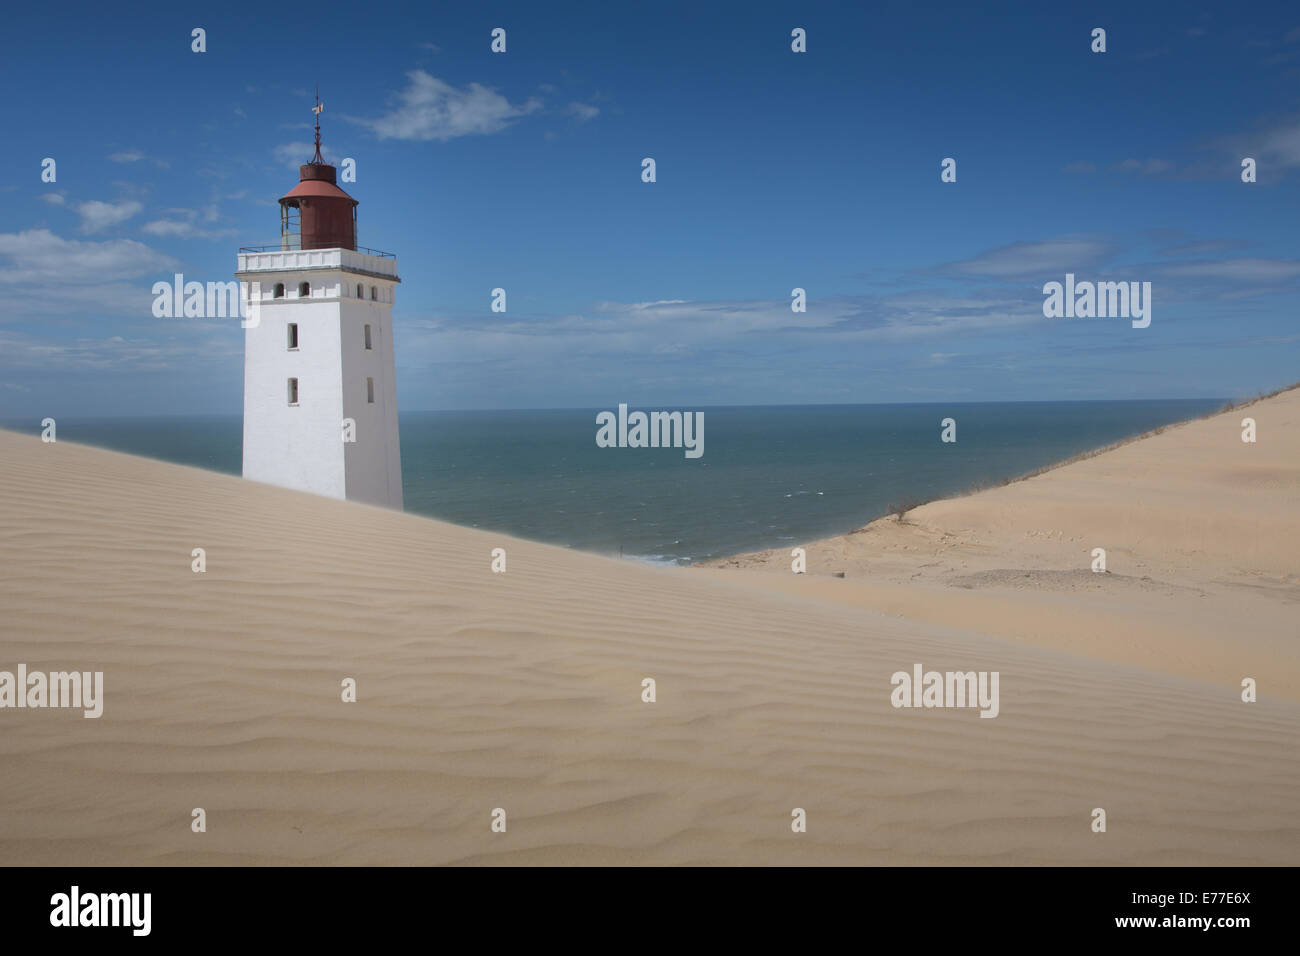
left=0, top=388, right=1296, bottom=865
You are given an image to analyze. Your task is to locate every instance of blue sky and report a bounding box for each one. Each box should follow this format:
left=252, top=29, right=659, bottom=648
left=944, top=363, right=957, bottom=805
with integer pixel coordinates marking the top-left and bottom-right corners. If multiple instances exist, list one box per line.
left=1, top=0, right=1297, bottom=416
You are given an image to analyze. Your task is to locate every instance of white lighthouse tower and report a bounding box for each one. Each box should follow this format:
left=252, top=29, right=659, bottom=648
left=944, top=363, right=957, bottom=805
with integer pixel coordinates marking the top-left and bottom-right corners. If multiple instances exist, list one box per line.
left=237, top=97, right=403, bottom=509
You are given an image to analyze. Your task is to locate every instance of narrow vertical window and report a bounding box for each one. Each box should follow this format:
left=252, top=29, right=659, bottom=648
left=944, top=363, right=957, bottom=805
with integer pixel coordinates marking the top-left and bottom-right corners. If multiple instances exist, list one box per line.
left=364, top=324, right=372, bottom=350
left=356, top=283, right=363, bottom=298
left=298, top=282, right=310, bottom=297
left=287, top=323, right=299, bottom=350
left=287, top=377, right=299, bottom=406
left=366, top=377, right=375, bottom=404
left=370, top=286, right=377, bottom=301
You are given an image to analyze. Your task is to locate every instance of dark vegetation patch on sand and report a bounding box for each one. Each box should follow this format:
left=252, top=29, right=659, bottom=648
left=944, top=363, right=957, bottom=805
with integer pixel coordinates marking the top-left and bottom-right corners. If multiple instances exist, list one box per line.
left=946, top=568, right=1208, bottom=597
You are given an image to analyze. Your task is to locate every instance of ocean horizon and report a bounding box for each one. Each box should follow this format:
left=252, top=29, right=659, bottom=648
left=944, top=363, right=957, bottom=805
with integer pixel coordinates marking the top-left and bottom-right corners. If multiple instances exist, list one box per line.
left=4, top=398, right=1224, bottom=564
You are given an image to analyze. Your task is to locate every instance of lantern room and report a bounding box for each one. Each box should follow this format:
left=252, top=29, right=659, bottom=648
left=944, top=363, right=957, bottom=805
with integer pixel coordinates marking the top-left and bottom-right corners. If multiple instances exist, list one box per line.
left=278, top=95, right=358, bottom=251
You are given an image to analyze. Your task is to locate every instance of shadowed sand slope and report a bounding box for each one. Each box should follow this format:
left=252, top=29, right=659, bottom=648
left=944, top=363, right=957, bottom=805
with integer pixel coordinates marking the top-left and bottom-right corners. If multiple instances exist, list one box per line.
left=703, top=387, right=1300, bottom=702
left=0, top=424, right=1297, bottom=865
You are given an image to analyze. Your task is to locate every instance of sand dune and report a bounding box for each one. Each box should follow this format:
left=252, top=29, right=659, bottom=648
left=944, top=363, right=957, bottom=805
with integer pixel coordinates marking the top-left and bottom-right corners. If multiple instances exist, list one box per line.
left=704, top=387, right=1300, bottom=702
left=0, top=399, right=1297, bottom=865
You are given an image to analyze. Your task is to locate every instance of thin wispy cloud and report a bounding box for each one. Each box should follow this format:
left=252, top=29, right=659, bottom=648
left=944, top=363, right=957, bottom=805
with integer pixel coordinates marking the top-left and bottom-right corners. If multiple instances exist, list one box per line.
left=1251, top=118, right=1300, bottom=168
left=1157, top=257, right=1300, bottom=281
left=141, top=219, right=235, bottom=240
left=1112, top=158, right=1176, bottom=175
left=273, top=142, right=336, bottom=168
left=567, top=102, right=599, bottom=122
left=1155, top=239, right=1253, bottom=257
left=350, top=70, right=542, bottom=141
left=936, top=240, right=1117, bottom=279
left=0, top=327, right=238, bottom=373
left=106, top=149, right=168, bottom=168
left=414, top=286, right=1045, bottom=358
left=142, top=196, right=234, bottom=240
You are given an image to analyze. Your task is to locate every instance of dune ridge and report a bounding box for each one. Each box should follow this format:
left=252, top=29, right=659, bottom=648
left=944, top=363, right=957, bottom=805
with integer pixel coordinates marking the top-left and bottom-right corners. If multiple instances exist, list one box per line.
left=0, top=401, right=1297, bottom=865
left=702, top=386, right=1300, bottom=702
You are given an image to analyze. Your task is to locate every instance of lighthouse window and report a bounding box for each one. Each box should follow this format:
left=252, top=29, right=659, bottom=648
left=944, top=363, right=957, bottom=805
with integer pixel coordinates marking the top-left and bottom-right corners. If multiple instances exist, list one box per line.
left=364, top=324, right=372, bottom=350
left=273, top=283, right=285, bottom=299
left=370, top=286, right=377, bottom=301
left=287, top=323, right=299, bottom=350
left=366, top=377, right=375, bottom=404
left=298, top=282, right=310, bottom=297
left=287, top=378, right=299, bottom=406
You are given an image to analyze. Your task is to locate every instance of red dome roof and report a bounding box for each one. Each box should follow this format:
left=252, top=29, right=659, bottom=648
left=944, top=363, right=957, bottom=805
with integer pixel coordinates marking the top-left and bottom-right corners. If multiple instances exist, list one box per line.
left=280, top=178, right=357, bottom=205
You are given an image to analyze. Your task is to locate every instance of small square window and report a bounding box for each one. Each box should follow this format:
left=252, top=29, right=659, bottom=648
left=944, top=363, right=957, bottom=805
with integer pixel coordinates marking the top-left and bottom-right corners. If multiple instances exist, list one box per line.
left=364, top=324, right=372, bottom=350
left=287, top=323, right=299, bottom=350
left=287, top=377, right=299, bottom=406
left=366, top=377, right=375, bottom=404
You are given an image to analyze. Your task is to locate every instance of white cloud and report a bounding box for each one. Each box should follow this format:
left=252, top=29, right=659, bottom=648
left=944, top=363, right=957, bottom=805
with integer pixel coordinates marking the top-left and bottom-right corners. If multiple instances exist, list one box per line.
left=1255, top=120, right=1300, bottom=168
left=76, top=199, right=143, bottom=234
left=140, top=220, right=194, bottom=237
left=410, top=287, right=1042, bottom=362
left=0, top=229, right=177, bottom=283
left=1113, top=158, right=1175, bottom=175
left=1158, top=258, right=1300, bottom=281
left=390, top=288, right=1051, bottom=402
left=0, top=327, right=239, bottom=373
left=106, top=150, right=167, bottom=169
left=140, top=204, right=232, bottom=240
left=273, top=142, right=334, bottom=168
left=352, top=71, right=542, bottom=141
left=1197, top=115, right=1300, bottom=179
left=567, top=102, right=599, bottom=122
left=937, top=239, right=1116, bottom=278
left=141, top=219, right=235, bottom=240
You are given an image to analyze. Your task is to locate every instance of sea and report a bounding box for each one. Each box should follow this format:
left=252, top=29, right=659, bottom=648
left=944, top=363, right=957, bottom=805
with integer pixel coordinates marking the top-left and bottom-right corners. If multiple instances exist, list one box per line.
left=7, top=399, right=1223, bottom=565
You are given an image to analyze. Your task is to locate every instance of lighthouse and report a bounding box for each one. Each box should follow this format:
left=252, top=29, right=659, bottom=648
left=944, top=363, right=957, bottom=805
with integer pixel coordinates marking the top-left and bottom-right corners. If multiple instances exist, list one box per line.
left=237, top=96, right=403, bottom=509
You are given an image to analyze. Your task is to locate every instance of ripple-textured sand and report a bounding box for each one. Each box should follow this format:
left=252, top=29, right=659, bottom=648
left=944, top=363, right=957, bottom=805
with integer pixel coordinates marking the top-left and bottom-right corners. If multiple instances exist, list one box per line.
left=0, top=416, right=1296, bottom=865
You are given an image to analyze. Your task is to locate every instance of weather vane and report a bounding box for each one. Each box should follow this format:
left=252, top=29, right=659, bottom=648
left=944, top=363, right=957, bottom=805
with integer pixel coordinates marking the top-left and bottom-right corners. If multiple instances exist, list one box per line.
left=311, top=87, right=325, bottom=164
